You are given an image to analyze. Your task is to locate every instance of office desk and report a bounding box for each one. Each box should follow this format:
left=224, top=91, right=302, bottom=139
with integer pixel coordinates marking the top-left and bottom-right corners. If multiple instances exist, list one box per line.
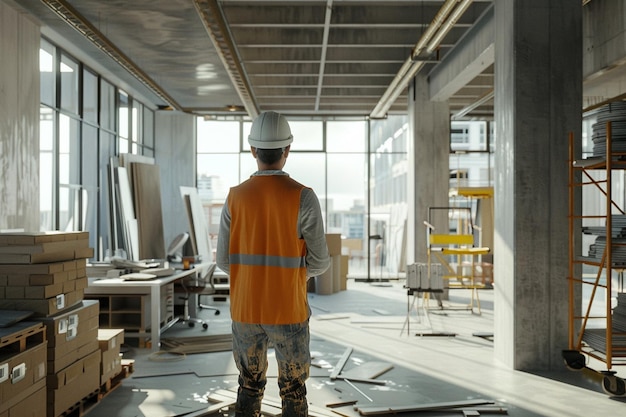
left=85, top=268, right=198, bottom=351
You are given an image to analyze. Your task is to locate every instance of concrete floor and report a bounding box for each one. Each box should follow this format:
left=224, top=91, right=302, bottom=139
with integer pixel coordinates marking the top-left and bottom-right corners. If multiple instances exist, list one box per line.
left=86, top=279, right=626, bottom=417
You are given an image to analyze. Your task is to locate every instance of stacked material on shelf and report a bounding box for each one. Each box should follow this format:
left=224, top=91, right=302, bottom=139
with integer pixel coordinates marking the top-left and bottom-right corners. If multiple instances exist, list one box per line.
left=613, top=293, right=626, bottom=332
left=590, top=100, right=626, bottom=157
left=582, top=214, right=626, bottom=237
left=583, top=293, right=626, bottom=355
left=586, top=236, right=626, bottom=266
left=584, top=216, right=626, bottom=265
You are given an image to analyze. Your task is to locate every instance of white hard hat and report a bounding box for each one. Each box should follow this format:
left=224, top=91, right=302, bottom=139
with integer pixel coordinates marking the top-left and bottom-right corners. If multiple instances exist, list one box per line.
left=248, top=111, right=293, bottom=149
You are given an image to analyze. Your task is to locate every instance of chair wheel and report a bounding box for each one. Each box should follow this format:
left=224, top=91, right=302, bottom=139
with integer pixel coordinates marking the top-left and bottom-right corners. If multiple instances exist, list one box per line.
left=188, top=322, right=195, bottom=327
left=215, top=310, right=220, bottom=315
left=562, top=349, right=586, bottom=371
left=202, top=323, right=209, bottom=329
left=602, top=374, right=626, bottom=397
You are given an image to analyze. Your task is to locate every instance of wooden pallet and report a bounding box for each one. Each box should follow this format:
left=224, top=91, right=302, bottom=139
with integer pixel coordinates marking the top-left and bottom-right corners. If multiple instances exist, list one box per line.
left=98, top=359, right=135, bottom=398
left=55, top=360, right=135, bottom=417
left=55, top=388, right=101, bottom=417
left=0, top=321, right=45, bottom=354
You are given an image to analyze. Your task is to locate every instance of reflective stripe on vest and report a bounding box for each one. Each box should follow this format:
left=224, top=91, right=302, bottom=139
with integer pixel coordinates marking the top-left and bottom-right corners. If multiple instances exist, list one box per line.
left=230, top=253, right=305, bottom=269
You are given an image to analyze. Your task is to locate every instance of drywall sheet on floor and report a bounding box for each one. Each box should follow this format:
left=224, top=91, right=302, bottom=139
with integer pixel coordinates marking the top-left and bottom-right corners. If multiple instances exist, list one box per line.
left=133, top=163, right=166, bottom=259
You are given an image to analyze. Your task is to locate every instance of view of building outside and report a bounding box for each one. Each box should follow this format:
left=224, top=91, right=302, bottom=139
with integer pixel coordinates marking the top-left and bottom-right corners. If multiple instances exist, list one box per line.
left=197, top=116, right=410, bottom=279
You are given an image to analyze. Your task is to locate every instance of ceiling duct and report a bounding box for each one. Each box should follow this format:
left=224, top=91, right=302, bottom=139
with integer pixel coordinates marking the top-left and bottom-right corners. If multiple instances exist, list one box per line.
left=41, top=0, right=183, bottom=111
left=370, top=0, right=474, bottom=119
left=452, top=89, right=494, bottom=120
left=194, top=0, right=259, bottom=119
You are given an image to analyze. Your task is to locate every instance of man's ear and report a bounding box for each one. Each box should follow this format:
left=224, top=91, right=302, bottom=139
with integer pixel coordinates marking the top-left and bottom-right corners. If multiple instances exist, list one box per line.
left=283, top=145, right=290, bottom=158
left=251, top=147, right=257, bottom=158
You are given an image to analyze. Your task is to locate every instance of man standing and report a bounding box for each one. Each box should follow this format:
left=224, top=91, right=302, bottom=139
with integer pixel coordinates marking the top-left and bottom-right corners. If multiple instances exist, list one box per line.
left=216, top=111, right=330, bottom=416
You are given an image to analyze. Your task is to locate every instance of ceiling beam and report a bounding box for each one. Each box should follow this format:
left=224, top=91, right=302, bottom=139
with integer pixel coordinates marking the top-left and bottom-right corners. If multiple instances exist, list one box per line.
left=40, top=0, right=183, bottom=111
left=194, top=0, right=259, bottom=118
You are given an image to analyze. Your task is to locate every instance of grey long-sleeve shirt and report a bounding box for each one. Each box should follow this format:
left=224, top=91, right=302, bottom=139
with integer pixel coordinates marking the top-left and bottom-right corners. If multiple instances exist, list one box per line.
left=216, top=170, right=330, bottom=278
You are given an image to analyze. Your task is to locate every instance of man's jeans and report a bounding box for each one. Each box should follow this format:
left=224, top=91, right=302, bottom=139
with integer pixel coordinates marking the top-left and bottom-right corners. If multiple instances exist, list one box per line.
left=231, top=320, right=310, bottom=417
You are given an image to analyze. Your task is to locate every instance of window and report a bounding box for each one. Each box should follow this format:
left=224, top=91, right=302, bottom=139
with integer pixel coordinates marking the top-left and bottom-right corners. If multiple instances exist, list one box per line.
left=83, top=69, right=98, bottom=123
left=38, top=37, right=156, bottom=260
left=60, top=54, right=79, bottom=115
left=196, top=117, right=407, bottom=279
left=40, top=39, right=55, bottom=107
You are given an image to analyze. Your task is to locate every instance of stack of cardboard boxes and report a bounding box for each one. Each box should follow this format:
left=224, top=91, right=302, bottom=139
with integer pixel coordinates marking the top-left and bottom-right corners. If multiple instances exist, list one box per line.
left=0, top=320, right=47, bottom=417
left=316, top=234, right=348, bottom=295
left=0, top=232, right=124, bottom=417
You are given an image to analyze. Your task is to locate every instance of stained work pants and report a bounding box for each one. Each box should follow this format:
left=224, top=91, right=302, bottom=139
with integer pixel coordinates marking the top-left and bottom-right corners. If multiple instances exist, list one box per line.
left=231, top=320, right=310, bottom=417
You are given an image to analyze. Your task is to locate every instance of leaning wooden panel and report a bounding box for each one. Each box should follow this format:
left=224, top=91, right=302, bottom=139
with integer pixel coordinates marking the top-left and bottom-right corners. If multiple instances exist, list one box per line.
left=132, top=163, right=166, bottom=259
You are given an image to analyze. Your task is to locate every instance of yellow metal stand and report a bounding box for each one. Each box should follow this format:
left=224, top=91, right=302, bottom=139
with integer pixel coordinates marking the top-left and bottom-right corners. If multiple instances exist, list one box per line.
left=425, top=207, right=490, bottom=314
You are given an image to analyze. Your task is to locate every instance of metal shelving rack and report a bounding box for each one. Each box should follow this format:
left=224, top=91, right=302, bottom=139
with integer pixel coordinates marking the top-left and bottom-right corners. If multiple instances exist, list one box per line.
left=566, top=121, right=626, bottom=396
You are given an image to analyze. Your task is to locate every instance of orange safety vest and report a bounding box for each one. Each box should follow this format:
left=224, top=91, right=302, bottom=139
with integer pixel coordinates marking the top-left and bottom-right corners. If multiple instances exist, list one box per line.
left=227, top=175, right=308, bottom=324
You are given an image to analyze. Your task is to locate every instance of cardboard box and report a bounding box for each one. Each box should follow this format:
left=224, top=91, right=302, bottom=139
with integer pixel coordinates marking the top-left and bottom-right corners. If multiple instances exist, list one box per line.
left=2, top=386, right=46, bottom=417
left=340, top=255, right=349, bottom=291
left=0, top=232, right=92, bottom=264
left=325, top=234, right=342, bottom=256
left=47, top=338, right=99, bottom=375
left=97, top=328, right=124, bottom=352
left=46, top=349, right=101, bottom=417
left=0, top=342, right=47, bottom=413
left=43, top=300, right=99, bottom=347
left=43, top=300, right=100, bottom=372
left=0, top=289, right=84, bottom=317
left=316, top=257, right=334, bottom=295
left=98, top=329, right=124, bottom=385
left=0, top=263, right=65, bottom=276
left=0, top=231, right=88, bottom=246
left=0, top=239, right=90, bottom=255
left=28, top=271, right=70, bottom=286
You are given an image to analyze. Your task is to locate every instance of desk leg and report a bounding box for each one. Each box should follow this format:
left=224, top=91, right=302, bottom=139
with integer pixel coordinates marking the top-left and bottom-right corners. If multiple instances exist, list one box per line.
left=151, top=286, right=161, bottom=351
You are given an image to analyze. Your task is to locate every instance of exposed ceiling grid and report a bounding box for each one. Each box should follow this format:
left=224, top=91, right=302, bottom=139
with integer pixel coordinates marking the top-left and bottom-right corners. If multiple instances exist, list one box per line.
left=18, top=0, right=496, bottom=119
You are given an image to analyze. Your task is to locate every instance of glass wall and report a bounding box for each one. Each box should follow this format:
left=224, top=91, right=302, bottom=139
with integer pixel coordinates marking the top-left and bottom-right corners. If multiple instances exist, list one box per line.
left=196, top=116, right=493, bottom=280
left=196, top=117, right=404, bottom=279
left=38, top=37, right=155, bottom=260
left=369, top=116, right=409, bottom=279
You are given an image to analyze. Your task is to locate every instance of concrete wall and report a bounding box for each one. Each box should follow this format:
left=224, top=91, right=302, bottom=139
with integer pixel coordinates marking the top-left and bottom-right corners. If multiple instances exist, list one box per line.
left=0, top=2, right=40, bottom=231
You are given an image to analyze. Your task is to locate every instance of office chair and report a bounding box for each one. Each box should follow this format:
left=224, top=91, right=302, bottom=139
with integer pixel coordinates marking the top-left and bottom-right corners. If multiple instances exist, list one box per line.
left=197, top=263, right=221, bottom=315
left=174, top=268, right=212, bottom=329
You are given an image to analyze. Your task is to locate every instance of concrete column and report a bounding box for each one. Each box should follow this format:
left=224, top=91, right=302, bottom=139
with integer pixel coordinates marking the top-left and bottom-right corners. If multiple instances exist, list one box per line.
left=494, top=0, right=582, bottom=370
left=0, top=2, right=40, bottom=231
left=407, top=75, right=450, bottom=264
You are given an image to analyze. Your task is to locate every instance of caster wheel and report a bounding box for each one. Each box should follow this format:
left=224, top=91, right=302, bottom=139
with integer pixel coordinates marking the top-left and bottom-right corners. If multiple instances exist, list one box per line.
left=202, top=323, right=209, bottom=329
left=188, top=322, right=195, bottom=328
left=602, top=374, right=626, bottom=397
left=215, top=310, right=220, bottom=316
left=562, top=349, right=586, bottom=371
